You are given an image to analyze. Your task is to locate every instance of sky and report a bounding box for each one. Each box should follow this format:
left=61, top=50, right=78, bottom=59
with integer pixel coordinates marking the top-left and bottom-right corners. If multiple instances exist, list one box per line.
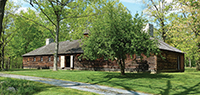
left=12, top=0, right=145, bottom=16
left=120, top=0, right=145, bottom=16
left=12, top=0, right=173, bottom=18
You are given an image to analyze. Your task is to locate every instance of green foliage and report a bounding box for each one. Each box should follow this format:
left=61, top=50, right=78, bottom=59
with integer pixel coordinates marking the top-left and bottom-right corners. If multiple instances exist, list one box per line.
left=8, top=9, right=46, bottom=58
left=29, top=0, right=110, bottom=71
left=81, top=1, right=159, bottom=74
left=1, top=0, right=20, bottom=69
left=167, top=0, right=200, bottom=68
left=143, top=0, right=174, bottom=42
left=144, top=0, right=200, bottom=68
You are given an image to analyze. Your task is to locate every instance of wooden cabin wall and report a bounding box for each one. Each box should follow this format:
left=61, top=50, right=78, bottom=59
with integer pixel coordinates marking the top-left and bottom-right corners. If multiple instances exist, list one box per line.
left=23, top=56, right=59, bottom=69
left=157, top=50, right=184, bottom=72
left=74, top=54, right=157, bottom=72
left=23, top=51, right=184, bottom=72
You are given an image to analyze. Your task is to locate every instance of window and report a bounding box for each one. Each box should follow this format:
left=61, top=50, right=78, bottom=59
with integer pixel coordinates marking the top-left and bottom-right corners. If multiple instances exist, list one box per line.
left=41, top=56, right=43, bottom=61
left=57, top=56, right=59, bottom=61
left=48, top=56, right=51, bottom=61
left=34, top=57, right=36, bottom=61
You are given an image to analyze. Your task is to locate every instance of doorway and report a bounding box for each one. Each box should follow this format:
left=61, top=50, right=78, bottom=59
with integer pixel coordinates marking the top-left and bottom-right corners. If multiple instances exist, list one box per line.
left=65, top=56, right=70, bottom=67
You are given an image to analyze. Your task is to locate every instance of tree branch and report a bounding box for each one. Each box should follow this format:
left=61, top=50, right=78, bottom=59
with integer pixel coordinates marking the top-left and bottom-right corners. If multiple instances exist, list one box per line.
left=31, top=0, right=57, bottom=26
left=48, top=0, right=57, bottom=15
left=7, top=12, right=55, bottom=38
left=61, top=13, right=99, bottom=20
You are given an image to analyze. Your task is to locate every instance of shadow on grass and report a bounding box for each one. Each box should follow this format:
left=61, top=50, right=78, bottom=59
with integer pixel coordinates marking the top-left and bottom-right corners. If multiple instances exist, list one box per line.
left=159, top=80, right=200, bottom=95
left=86, top=73, right=173, bottom=94
left=159, top=80, right=172, bottom=95
left=103, top=72, right=173, bottom=79
left=173, top=82, right=200, bottom=95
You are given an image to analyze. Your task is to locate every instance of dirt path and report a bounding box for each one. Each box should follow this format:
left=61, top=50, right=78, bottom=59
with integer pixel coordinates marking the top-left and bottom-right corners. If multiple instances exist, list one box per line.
left=0, top=73, right=150, bottom=95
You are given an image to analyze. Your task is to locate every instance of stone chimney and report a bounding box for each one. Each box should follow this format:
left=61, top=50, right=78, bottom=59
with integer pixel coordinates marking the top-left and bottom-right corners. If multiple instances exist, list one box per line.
left=46, top=38, right=54, bottom=45
left=143, top=23, right=154, bottom=37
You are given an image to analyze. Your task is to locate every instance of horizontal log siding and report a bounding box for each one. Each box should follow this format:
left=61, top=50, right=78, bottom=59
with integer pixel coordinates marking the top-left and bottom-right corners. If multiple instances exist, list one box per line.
left=157, top=50, right=184, bottom=72
left=74, top=54, right=157, bottom=72
left=23, top=51, right=184, bottom=72
left=23, top=56, right=60, bottom=69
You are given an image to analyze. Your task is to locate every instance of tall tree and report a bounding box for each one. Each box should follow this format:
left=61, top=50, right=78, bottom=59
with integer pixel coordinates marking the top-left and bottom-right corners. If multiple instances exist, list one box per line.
left=81, top=1, right=159, bottom=75
left=0, top=0, right=7, bottom=69
left=28, top=0, right=105, bottom=71
left=143, top=0, right=174, bottom=42
left=170, top=0, right=200, bottom=70
left=1, top=0, right=19, bottom=69
left=7, top=9, right=47, bottom=68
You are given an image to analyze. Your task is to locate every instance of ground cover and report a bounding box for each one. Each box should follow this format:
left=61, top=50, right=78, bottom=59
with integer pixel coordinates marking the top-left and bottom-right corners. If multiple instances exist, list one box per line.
left=0, top=77, right=98, bottom=95
left=1, top=68, right=200, bottom=95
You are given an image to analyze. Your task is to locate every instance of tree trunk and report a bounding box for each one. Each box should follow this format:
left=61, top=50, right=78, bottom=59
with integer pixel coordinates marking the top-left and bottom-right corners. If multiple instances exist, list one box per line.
left=1, top=33, right=4, bottom=70
left=118, top=58, right=125, bottom=75
left=189, top=57, right=191, bottom=68
left=53, top=15, right=60, bottom=71
left=196, top=38, right=200, bottom=71
left=161, top=19, right=166, bottom=42
left=121, top=58, right=125, bottom=75
left=6, top=57, right=10, bottom=69
left=196, top=59, right=200, bottom=71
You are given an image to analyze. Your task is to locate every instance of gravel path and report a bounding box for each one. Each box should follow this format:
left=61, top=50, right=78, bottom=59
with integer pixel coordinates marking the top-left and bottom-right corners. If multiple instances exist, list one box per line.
left=0, top=73, right=150, bottom=95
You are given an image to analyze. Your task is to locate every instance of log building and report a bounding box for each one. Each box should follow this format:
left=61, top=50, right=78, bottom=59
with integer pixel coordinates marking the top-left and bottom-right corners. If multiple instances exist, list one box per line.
left=22, top=24, right=185, bottom=73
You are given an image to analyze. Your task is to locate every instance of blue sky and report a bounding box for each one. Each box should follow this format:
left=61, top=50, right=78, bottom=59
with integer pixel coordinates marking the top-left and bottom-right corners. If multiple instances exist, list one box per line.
left=119, top=0, right=145, bottom=16
left=13, top=0, right=145, bottom=16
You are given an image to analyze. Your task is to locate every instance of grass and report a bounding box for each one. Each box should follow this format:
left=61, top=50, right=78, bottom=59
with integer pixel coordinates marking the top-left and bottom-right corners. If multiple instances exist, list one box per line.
left=0, top=77, right=98, bottom=95
left=1, top=68, right=200, bottom=95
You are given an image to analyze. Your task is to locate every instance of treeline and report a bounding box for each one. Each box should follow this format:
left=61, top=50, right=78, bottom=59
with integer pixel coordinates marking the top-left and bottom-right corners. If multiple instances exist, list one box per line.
left=143, top=0, right=200, bottom=68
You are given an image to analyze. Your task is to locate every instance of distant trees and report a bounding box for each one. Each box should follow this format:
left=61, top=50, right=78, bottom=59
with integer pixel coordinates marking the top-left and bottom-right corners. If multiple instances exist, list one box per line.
left=143, top=0, right=174, bottom=42
left=0, top=0, right=20, bottom=69
left=143, top=0, right=200, bottom=70
left=172, top=0, right=200, bottom=70
left=7, top=9, right=46, bottom=68
left=81, top=1, right=159, bottom=75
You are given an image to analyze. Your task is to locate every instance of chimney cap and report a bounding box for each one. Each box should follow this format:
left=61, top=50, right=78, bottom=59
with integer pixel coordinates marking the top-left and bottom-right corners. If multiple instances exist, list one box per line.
left=83, top=32, right=89, bottom=35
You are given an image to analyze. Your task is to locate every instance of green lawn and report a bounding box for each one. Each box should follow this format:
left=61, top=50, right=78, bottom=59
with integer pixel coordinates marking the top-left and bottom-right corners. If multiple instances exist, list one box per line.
left=0, top=77, right=98, bottom=95
left=1, top=68, right=200, bottom=95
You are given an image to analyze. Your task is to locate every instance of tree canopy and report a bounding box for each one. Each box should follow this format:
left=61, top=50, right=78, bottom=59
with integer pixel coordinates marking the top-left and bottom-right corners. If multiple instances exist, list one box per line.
left=81, top=1, right=159, bottom=75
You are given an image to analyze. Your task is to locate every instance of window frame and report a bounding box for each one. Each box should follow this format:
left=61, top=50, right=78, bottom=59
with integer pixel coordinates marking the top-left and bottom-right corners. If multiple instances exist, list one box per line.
left=41, top=56, right=43, bottom=61
left=34, top=57, right=36, bottom=62
left=48, top=56, right=51, bottom=61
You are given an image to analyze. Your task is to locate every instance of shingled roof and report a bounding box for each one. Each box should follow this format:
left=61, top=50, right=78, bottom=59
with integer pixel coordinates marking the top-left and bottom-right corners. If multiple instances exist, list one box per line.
left=22, top=38, right=184, bottom=57
left=22, top=40, right=83, bottom=56
left=157, top=39, right=183, bottom=53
